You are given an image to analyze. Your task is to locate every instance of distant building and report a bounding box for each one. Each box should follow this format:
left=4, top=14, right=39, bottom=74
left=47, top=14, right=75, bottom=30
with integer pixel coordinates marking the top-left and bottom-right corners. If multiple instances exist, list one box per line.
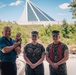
left=17, top=0, right=75, bottom=25
left=17, top=0, right=55, bottom=25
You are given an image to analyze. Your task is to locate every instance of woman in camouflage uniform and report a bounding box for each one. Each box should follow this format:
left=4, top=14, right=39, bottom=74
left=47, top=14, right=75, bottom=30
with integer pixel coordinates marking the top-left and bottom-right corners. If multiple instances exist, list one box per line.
left=46, top=30, right=69, bottom=75
left=23, top=31, right=45, bottom=75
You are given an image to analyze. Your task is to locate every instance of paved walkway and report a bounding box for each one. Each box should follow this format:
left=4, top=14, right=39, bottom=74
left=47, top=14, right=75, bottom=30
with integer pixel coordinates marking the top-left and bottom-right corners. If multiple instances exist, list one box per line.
left=13, top=54, right=76, bottom=75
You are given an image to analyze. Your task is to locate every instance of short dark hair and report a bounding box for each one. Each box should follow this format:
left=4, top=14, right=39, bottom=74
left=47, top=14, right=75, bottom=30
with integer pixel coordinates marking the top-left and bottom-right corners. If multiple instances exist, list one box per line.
left=31, top=31, right=39, bottom=36
left=2, top=26, right=11, bottom=32
left=52, top=30, right=60, bottom=35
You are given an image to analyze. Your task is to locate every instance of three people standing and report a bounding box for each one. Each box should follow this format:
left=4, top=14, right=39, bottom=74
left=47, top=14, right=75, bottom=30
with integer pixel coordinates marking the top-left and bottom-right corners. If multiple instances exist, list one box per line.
left=0, top=26, right=69, bottom=75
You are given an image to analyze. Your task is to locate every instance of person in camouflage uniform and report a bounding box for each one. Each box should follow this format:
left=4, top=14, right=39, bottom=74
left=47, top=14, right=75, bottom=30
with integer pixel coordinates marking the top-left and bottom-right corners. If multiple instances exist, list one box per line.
left=46, top=30, right=69, bottom=75
left=23, top=31, right=45, bottom=75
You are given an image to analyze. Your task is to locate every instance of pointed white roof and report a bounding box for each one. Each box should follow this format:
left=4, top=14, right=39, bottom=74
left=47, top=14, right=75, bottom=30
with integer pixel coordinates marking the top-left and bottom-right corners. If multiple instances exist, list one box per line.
left=18, top=0, right=55, bottom=25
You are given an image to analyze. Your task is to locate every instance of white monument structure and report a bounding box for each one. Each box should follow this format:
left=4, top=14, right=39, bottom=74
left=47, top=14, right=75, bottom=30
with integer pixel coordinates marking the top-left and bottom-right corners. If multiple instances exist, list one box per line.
left=17, top=0, right=55, bottom=25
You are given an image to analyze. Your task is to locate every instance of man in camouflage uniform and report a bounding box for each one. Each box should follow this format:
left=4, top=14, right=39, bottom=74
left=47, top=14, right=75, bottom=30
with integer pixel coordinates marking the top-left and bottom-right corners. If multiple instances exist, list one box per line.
left=23, top=31, right=45, bottom=75
left=46, top=30, right=69, bottom=75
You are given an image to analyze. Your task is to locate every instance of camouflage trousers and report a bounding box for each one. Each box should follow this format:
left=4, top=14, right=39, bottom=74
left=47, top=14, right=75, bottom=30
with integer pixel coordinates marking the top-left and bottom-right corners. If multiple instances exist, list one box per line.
left=49, top=63, right=67, bottom=75
left=25, top=63, right=44, bottom=75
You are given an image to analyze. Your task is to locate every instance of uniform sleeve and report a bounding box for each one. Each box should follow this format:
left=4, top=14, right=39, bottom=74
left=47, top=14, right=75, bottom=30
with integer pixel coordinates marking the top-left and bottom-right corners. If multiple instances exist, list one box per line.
left=23, top=45, right=28, bottom=55
left=63, top=44, right=68, bottom=52
left=0, top=39, right=7, bottom=51
left=41, top=45, right=45, bottom=54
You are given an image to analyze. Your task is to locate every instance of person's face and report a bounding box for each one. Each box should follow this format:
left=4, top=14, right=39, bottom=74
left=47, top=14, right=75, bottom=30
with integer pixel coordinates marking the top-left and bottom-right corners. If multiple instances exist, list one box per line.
left=52, top=35, right=60, bottom=42
left=16, top=34, right=21, bottom=40
left=2, top=28, right=11, bottom=38
left=31, top=35, right=38, bottom=42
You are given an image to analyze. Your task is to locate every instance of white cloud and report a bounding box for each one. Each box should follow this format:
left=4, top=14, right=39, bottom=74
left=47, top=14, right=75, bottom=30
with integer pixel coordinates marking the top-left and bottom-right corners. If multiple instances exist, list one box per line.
left=0, top=4, right=6, bottom=9
left=59, top=3, right=71, bottom=9
left=57, top=13, right=67, bottom=16
left=9, top=0, right=23, bottom=6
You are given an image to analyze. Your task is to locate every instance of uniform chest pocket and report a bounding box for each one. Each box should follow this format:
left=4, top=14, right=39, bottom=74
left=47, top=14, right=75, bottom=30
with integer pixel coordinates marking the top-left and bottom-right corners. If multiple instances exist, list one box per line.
left=27, top=48, right=33, bottom=53
left=34, top=48, right=42, bottom=54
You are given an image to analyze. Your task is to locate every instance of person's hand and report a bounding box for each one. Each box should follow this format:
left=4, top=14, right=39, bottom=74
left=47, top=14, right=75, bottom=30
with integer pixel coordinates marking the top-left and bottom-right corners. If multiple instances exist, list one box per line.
left=53, top=63, right=58, bottom=69
left=51, top=63, right=58, bottom=69
left=51, top=62, right=55, bottom=69
left=30, top=64, right=37, bottom=69
left=13, top=42, right=20, bottom=48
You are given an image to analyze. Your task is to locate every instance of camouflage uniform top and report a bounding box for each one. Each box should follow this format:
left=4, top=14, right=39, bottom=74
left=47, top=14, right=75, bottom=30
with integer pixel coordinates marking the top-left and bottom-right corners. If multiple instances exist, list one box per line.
left=46, top=42, right=68, bottom=63
left=46, top=42, right=68, bottom=75
left=24, top=43, right=45, bottom=64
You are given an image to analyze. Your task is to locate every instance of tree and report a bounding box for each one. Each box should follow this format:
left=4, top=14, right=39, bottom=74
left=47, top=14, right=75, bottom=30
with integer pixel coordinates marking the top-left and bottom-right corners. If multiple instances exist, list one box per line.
left=61, top=19, right=69, bottom=38
left=69, top=0, right=76, bottom=18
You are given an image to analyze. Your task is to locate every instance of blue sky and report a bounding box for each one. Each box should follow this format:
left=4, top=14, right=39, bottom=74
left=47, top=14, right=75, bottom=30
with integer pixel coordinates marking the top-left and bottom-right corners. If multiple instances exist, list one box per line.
left=0, top=0, right=76, bottom=22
